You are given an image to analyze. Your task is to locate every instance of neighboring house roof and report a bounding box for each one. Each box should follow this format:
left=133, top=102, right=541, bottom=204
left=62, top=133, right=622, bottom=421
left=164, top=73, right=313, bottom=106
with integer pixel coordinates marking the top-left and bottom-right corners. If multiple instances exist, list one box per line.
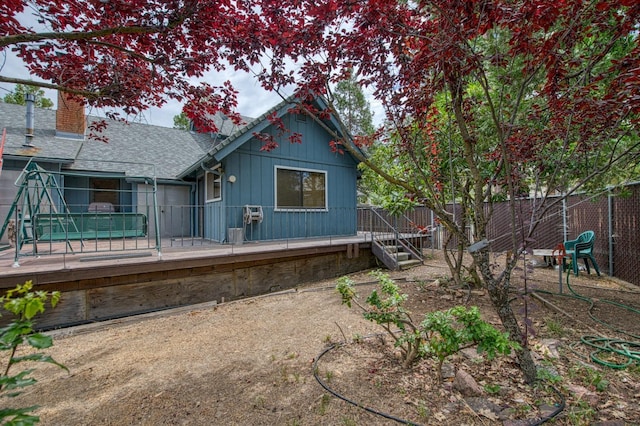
left=0, top=102, right=214, bottom=180
left=208, top=112, right=253, bottom=139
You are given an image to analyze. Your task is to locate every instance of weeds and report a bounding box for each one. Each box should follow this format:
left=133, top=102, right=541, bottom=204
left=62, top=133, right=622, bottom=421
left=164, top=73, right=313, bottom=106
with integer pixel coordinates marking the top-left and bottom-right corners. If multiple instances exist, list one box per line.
left=544, top=317, right=565, bottom=337
left=569, top=365, right=609, bottom=392
left=537, top=366, right=563, bottom=384
left=566, top=399, right=596, bottom=424
left=416, top=400, right=430, bottom=419
left=325, top=371, right=334, bottom=382
left=318, top=394, right=331, bottom=415
left=484, top=383, right=501, bottom=394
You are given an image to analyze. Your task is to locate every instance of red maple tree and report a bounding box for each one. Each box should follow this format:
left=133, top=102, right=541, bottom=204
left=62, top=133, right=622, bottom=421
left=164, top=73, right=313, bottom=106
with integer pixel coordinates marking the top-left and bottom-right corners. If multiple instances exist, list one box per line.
left=3, top=0, right=639, bottom=384
left=0, top=0, right=275, bottom=131
left=251, top=0, right=640, bottom=383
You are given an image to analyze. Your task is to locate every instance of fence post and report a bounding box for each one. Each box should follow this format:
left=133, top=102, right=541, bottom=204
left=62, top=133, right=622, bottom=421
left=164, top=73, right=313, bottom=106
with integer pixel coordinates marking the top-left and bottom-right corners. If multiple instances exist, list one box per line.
left=562, top=197, right=568, bottom=241
left=369, top=207, right=373, bottom=243
left=152, top=176, right=162, bottom=258
left=608, top=188, right=613, bottom=276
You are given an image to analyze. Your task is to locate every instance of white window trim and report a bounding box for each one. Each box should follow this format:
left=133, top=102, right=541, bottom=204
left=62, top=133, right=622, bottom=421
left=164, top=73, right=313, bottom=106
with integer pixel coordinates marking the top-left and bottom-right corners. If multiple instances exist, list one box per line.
left=274, top=165, right=328, bottom=212
left=205, top=171, right=222, bottom=203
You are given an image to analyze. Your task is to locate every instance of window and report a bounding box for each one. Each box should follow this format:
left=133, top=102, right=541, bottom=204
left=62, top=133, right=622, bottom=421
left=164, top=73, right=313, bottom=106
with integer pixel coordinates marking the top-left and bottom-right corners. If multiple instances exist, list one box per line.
left=206, top=172, right=222, bottom=202
left=276, top=166, right=327, bottom=210
left=90, top=178, right=120, bottom=211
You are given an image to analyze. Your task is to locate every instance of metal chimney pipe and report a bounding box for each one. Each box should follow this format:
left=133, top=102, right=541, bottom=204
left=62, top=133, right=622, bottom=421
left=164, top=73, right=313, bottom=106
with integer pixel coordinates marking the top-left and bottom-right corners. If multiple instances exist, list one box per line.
left=24, top=93, right=35, bottom=146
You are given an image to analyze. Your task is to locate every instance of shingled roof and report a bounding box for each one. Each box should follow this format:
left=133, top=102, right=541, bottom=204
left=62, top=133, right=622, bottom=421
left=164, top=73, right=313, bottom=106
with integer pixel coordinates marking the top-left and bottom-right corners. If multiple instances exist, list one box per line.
left=1, top=96, right=355, bottom=181
left=0, top=101, right=82, bottom=163
left=0, top=102, right=217, bottom=180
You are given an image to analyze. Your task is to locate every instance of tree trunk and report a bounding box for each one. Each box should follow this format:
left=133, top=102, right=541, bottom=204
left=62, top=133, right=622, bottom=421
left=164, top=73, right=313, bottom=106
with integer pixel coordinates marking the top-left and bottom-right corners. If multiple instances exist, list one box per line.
left=490, top=289, right=537, bottom=384
left=479, top=254, right=538, bottom=384
left=442, top=247, right=464, bottom=286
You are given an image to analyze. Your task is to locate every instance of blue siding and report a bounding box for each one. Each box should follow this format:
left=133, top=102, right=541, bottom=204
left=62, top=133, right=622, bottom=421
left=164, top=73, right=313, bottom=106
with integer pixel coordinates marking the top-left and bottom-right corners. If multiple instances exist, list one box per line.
left=64, top=176, right=91, bottom=212
left=203, top=201, right=227, bottom=242
left=206, top=113, right=359, bottom=242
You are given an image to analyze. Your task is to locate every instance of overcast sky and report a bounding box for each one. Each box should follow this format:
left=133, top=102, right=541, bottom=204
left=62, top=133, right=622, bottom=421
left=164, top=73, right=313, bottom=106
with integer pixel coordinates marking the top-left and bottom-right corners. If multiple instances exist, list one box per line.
left=1, top=53, right=383, bottom=129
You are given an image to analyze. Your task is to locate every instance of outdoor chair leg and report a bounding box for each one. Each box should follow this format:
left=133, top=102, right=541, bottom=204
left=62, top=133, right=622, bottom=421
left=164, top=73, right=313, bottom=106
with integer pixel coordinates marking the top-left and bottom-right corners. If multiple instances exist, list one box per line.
left=589, top=256, right=601, bottom=276
left=583, top=258, right=591, bottom=274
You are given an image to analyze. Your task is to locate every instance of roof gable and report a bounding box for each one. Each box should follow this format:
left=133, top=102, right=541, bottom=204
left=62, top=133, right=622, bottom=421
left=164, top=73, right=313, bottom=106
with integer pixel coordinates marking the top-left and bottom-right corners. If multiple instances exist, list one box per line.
left=186, top=96, right=361, bottom=170
left=2, top=95, right=363, bottom=182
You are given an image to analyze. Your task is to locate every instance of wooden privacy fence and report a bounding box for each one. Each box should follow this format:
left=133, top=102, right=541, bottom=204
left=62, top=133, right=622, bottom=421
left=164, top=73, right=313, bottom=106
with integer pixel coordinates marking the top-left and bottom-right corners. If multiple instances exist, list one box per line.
left=358, top=181, right=640, bottom=287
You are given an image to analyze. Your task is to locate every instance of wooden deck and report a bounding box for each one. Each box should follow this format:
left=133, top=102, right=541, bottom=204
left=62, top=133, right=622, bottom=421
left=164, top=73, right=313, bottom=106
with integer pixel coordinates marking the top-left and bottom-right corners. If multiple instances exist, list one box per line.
left=0, top=234, right=377, bottom=329
left=1, top=234, right=373, bottom=277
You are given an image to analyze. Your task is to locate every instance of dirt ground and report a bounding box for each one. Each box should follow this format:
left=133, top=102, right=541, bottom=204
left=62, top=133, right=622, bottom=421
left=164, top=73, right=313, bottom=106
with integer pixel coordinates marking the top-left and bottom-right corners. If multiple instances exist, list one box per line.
left=7, top=251, right=640, bottom=425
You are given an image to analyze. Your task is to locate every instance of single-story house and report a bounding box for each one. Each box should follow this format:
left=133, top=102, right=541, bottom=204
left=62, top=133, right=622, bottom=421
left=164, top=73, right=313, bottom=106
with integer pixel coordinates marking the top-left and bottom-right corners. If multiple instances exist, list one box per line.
left=0, top=92, right=362, bottom=247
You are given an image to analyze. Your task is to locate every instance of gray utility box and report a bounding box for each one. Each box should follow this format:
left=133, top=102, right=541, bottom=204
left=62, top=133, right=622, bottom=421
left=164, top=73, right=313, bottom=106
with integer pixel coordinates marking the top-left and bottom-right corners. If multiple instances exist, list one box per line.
left=228, top=228, right=244, bottom=245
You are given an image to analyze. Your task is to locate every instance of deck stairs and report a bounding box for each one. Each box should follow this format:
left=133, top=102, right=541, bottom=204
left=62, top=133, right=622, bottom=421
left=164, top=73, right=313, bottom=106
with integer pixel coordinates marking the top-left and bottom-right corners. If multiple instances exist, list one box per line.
left=367, top=209, right=424, bottom=270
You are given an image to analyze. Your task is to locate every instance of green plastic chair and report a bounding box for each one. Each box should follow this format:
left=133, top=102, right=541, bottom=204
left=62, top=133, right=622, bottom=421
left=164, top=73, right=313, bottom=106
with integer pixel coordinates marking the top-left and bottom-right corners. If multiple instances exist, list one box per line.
left=563, top=230, right=601, bottom=276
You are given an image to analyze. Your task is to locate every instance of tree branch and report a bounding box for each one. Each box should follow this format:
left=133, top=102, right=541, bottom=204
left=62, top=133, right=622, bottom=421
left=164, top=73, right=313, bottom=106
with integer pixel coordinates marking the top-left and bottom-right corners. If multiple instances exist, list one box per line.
left=0, top=76, right=101, bottom=99
left=1, top=26, right=169, bottom=48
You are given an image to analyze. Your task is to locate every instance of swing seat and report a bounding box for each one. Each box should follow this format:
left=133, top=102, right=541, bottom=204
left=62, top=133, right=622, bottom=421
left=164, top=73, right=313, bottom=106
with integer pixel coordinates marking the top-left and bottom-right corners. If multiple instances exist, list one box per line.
left=34, top=213, right=147, bottom=240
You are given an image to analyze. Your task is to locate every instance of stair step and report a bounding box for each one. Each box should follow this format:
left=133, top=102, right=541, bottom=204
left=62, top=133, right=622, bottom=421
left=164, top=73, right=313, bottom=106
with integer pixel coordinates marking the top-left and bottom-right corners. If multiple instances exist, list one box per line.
left=398, top=259, right=422, bottom=270
left=382, top=245, right=400, bottom=253
left=394, top=252, right=410, bottom=261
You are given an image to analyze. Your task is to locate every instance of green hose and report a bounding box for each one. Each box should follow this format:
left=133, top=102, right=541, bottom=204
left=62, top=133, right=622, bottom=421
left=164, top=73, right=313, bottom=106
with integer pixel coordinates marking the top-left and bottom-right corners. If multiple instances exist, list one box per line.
left=579, top=336, right=640, bottom=369
left=535, top=266, right=640, bottom=369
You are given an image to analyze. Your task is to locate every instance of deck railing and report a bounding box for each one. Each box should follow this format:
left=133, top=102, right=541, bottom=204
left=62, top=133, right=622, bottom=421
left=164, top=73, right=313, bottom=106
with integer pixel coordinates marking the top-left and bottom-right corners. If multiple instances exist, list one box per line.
left=1, top=204, right=368, bottom=265
left=364, top=208, right=425, bottom=270
left=3, top=181, right=640, bottom=288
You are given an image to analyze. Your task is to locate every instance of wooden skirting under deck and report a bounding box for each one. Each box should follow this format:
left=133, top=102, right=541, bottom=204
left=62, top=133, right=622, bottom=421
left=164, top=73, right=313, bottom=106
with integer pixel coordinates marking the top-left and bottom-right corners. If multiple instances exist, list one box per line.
left=0, top=241, right=375, bottom=329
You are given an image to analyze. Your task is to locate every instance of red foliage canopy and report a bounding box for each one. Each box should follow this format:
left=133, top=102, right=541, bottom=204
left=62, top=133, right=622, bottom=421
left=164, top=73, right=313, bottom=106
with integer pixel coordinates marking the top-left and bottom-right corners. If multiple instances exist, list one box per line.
left=255, top=0, right=639, bottom=182
left=2, top=0, right=638, bottom=161
left=1, top=0, right=275, bottom=131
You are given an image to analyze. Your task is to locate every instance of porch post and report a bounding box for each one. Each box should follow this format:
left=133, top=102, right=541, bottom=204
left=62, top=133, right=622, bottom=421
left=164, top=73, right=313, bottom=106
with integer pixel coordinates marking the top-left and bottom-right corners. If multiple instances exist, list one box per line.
left=152, top=175, right=162, bottom=258
left=608, top=188, right=613, bottom=276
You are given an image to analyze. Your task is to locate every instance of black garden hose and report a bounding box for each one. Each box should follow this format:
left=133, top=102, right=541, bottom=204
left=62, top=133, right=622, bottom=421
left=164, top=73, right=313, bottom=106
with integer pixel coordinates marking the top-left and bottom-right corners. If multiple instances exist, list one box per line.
left=313, top=340, right=565, bottom=425
left=313, top=342, right=423, bottom=425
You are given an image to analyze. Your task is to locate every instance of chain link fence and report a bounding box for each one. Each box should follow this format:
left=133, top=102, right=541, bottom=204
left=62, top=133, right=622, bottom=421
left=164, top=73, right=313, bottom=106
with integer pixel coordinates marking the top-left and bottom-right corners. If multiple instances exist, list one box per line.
left=362, top=182, right=640, bottom=286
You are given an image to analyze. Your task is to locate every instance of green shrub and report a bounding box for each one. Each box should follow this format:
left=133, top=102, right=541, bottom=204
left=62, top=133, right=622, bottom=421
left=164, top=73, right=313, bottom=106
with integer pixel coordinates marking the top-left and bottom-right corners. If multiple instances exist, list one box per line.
left=0, top=281, right=66, bottom=425
left=337, top=271, right=518, bottom=381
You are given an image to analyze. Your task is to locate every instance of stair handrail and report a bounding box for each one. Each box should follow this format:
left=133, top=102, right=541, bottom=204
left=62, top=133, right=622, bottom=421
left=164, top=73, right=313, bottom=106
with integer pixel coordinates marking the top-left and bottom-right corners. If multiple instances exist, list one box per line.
left=366, top=208, right=424, bottom=263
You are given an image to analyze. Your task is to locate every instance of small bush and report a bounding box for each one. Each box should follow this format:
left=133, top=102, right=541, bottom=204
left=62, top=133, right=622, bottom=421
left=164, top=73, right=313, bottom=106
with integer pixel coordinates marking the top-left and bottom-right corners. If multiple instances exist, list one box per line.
left=337, top=271, right=518, bottom=381
left=0, top=281, right=66, bottom=425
